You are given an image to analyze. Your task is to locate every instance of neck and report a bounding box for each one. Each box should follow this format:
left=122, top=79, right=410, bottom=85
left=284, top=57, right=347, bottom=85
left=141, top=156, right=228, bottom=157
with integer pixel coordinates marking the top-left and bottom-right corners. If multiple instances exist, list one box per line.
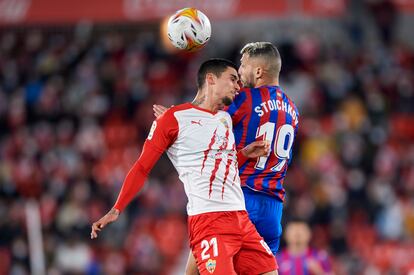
left=192, top=90, right=220, bottom=112
left=255, top=76, right=279, bottom=88
left=287, top=245, right=307, bottom=256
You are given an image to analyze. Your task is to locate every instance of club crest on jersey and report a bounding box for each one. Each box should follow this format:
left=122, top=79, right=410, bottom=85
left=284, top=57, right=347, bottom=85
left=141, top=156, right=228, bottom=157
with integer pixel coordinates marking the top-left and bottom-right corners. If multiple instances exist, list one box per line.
left=206, top=259, right=216, bottom=273
left=219, top=118, right=229, bottom=129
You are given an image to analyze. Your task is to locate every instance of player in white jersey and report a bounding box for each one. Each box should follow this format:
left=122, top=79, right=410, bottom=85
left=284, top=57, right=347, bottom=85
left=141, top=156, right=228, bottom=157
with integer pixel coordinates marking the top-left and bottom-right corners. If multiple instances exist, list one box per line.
left=90, top=58, right=278, bottom=274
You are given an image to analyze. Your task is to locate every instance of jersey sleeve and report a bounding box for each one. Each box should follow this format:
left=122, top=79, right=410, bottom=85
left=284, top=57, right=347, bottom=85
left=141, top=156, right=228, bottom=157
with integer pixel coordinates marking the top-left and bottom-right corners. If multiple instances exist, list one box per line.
left=236, top=150, right=249, bottom=168
left=226, top=90, right=248, bottom=126
left=113, top=110, right=178, bottom=212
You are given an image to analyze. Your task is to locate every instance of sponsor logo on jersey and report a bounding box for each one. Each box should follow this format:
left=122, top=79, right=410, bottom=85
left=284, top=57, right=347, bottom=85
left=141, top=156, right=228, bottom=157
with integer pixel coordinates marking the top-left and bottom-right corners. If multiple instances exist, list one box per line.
left=191, top=119, right=203, bottom=126
left=206, top=259, right=216, bottom=273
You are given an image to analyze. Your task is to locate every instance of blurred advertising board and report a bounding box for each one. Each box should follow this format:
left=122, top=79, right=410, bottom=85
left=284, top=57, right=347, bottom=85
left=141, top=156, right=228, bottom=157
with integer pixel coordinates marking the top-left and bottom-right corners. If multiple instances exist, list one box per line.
left=0, top=0, right=351, bottom=25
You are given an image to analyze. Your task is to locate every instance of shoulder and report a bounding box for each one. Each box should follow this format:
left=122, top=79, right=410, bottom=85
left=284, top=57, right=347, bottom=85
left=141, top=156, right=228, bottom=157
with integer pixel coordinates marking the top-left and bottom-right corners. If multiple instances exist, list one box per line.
left=239, top=87, right=253, bottom=94
left=232, top=88, right=251, bottom=106
left=218, top=110, right=232, bottom=118
left=276, top=249, right=289, bottom=259
left=166, top=103, right=193, bottom=114
left=238, top=87, right=255, bottom=98
left=158, top=103, right=192, bottom=121
left=306, top=248, right=327, bottom=259
left=315, top=249, right=329, bottom=261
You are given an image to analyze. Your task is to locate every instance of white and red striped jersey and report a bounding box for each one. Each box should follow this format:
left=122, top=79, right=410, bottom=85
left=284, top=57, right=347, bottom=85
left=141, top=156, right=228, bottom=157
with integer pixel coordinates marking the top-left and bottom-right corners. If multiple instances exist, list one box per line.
left=113, top=103, right=246, bottom=216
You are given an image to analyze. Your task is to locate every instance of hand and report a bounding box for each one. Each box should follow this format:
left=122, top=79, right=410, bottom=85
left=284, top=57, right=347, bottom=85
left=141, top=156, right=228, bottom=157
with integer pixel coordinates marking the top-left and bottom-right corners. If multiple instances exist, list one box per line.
left=90, top=208, right=120, bottom=239
left=241, top=140, right=270, bottom=158
left=153, top=104, right=170, bottom=118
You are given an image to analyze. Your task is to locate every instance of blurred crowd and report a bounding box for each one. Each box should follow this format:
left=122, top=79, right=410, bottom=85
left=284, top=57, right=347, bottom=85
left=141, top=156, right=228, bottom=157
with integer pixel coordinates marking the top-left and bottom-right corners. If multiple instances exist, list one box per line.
left=1, top=1, right=414, bottom=274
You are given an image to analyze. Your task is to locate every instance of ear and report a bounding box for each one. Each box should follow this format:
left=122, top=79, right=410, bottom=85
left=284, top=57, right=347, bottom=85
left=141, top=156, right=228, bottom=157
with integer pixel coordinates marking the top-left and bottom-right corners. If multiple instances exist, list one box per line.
left=206, top=72, right=216, bottom=85
left=255, top=67, right=263, bottom=79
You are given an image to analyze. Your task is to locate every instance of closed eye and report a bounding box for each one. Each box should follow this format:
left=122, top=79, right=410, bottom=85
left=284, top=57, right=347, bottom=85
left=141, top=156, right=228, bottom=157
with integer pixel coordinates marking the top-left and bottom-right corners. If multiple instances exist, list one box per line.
left=230, top=74, right=239, bottom=83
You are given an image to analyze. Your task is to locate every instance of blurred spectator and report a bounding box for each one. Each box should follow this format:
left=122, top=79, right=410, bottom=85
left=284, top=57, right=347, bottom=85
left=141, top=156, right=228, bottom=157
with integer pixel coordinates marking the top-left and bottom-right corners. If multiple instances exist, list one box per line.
left=277, top=221, right=333, bottom=275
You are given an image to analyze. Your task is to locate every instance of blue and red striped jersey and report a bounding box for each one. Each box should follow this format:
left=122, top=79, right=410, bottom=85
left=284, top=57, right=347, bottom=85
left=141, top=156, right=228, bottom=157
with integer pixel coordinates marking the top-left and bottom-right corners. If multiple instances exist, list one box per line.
left=276, top=248, right=332, bottom=275
left=226, top=86, right=299, bottom=201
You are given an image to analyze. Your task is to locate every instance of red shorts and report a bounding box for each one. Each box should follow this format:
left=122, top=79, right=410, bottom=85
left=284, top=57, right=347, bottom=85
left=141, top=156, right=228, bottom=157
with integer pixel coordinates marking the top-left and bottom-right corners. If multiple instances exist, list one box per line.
left=188, top=210, right=277, bottom=274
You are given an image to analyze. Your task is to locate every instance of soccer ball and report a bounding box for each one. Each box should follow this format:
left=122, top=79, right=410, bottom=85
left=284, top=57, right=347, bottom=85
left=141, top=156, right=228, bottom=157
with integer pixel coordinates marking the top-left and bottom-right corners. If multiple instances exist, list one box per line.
left=167, top=8, right=211, bottom=51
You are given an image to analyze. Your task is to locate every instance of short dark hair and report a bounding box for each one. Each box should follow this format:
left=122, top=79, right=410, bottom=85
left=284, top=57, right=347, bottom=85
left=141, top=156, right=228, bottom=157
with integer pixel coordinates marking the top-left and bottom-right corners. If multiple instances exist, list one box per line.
left=240, top=42, right=281, bottom=76
left=197, top=58, right=238, bottom=89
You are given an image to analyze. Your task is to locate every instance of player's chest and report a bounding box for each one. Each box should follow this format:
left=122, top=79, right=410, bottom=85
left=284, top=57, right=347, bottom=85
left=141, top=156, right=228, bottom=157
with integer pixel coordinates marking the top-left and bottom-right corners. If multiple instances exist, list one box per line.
left=175, top=113, right=235, bottom=150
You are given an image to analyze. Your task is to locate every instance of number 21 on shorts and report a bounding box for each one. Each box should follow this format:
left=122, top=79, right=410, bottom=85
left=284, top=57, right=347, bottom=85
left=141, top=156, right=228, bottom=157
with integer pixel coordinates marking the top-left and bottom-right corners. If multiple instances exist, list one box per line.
left=201, top=237, right=218, bottom=260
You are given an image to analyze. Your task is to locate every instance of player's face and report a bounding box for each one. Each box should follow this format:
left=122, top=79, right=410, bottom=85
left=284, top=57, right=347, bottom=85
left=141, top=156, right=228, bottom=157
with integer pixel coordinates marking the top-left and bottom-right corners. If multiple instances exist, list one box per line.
left=285, top=222, right=311, bottom=248
left=213, top=67, right=240, bottom=107
left=238, top=53, right=256, bottom=88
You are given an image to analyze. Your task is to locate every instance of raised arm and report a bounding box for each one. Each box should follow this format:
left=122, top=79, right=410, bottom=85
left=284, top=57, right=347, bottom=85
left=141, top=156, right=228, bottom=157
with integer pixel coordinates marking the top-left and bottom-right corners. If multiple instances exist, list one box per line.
left=90, top=141, right=163, bottom=239
left=91, top=109, right=178, bottom=239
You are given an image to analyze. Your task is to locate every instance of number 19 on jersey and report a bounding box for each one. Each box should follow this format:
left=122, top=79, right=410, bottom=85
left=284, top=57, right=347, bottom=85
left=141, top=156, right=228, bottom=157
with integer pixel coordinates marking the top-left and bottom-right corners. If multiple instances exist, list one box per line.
left=255, top=122, right=295, bottom=172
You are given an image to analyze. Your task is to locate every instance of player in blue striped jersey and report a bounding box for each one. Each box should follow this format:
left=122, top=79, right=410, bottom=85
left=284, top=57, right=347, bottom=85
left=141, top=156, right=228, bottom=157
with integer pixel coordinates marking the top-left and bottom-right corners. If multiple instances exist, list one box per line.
left=227, top=42, right=299, bottom=258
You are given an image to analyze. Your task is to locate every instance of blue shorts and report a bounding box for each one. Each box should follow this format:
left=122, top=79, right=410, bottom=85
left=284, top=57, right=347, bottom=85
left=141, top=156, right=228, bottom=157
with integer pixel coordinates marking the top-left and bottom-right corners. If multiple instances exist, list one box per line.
left=242, top=187, right=283, bottom=255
